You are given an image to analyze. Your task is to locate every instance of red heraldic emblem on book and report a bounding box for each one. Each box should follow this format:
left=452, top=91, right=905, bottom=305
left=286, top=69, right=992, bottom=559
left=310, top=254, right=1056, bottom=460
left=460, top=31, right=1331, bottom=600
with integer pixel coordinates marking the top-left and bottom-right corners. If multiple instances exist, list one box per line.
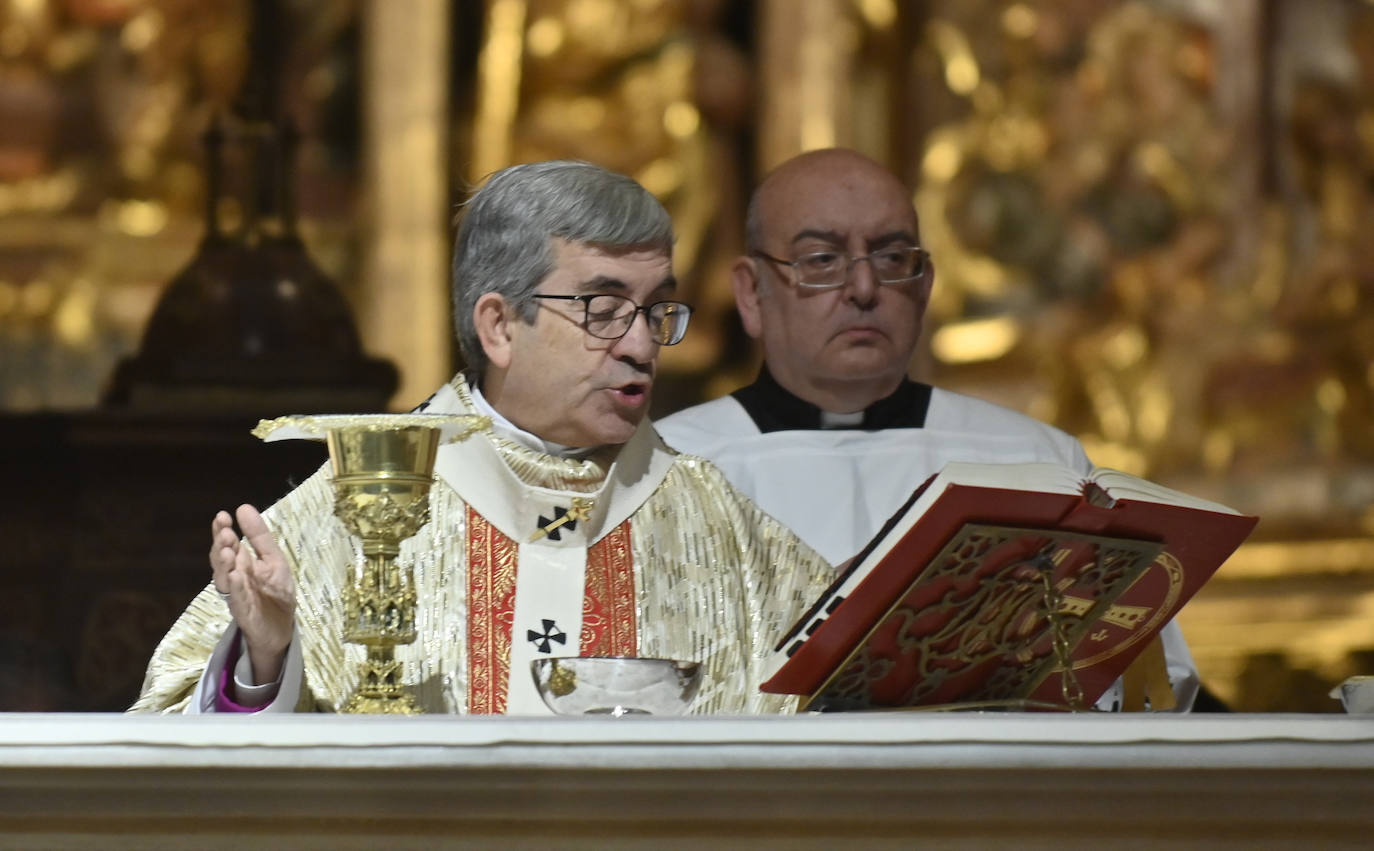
left=760, top=462, right=1258, bottom=711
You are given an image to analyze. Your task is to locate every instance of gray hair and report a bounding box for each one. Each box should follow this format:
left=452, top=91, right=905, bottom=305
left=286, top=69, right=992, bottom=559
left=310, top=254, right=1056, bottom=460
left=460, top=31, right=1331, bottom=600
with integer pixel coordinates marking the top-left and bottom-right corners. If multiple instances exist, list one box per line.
left=452, top=160, right=674, bottom=376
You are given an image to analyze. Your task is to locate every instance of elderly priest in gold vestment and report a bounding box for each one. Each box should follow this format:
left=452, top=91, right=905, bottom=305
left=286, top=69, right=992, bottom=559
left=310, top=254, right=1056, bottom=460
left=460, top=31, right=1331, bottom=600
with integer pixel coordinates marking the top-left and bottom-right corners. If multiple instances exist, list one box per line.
left=131, top=161, right=834, bottom=715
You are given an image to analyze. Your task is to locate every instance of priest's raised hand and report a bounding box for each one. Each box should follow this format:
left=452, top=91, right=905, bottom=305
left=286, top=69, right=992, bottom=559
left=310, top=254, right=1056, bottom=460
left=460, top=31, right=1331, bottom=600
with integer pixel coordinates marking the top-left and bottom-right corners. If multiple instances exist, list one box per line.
left=210, top=505, right=295, bottom=686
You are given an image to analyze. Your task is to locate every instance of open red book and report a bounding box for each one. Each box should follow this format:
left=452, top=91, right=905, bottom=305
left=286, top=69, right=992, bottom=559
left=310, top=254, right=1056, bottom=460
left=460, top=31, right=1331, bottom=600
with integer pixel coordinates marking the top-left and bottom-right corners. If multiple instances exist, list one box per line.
left=760, top=462, right=1258, bottom=711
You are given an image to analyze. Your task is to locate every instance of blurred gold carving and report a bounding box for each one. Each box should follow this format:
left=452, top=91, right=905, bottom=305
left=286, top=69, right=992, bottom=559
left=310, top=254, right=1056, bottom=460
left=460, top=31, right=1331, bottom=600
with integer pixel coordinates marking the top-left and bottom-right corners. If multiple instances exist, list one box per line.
left=0, top=0, right=369, bottom=410
left=911, top=0, right=1374, bottom=711
left=0, top=1, right=252, bottom=409
left=917, top=3, right=1237, bottom=482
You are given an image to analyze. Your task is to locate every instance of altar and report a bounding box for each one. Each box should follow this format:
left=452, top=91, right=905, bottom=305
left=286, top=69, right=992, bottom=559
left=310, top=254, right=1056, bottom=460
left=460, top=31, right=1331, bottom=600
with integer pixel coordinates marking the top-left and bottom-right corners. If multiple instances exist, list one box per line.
left=1, top=713, right=1370, bottom=848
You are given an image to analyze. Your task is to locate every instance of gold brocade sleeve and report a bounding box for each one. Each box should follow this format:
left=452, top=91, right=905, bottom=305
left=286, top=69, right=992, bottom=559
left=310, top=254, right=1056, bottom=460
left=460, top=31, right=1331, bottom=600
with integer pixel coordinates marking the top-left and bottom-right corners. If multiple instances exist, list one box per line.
left=126, top=465, right=343, bottom=714
left=127, top=588, right=233, bottom=714
left=130, top=462, right=477, bottom=714
left=632, top=455, right=836, bottom=715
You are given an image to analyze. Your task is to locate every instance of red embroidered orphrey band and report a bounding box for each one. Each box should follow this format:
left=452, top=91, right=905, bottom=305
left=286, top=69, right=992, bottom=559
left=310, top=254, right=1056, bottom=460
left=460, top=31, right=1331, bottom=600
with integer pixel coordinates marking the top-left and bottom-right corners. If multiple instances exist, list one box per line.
left=466, top=506, right=638, bottom=713
left=582, top=521, right=638, bottom=658
left=465, top=508, right=517, bottom=714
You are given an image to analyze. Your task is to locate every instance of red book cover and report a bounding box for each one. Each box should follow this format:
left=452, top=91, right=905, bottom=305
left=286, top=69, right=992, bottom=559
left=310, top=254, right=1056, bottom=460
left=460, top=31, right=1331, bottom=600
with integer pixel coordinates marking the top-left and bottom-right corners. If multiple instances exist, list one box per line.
left=760, top=462, right=1258, bottom=710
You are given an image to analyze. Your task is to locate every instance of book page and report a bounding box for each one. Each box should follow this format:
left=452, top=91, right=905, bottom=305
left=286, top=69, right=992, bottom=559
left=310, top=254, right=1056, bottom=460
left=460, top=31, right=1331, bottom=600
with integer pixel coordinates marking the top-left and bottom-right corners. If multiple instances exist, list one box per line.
left=937, top=461, right=1084, bottom=495
left=1090, top=468, right=1240, bottom=515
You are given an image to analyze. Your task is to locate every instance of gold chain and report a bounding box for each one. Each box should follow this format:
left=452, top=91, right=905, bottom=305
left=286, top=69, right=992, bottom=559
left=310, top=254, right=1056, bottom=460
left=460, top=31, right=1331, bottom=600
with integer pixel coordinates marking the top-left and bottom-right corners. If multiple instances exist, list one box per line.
left=1035, top=552, right=1086, bottom=710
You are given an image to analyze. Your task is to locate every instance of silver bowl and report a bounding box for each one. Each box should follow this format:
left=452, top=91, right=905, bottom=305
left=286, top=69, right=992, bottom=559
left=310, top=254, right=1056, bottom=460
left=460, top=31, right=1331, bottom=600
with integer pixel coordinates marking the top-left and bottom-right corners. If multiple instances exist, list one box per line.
left=1330, top=675, right=1374, bottom=714
left=530, top=657, right=702, bottom=716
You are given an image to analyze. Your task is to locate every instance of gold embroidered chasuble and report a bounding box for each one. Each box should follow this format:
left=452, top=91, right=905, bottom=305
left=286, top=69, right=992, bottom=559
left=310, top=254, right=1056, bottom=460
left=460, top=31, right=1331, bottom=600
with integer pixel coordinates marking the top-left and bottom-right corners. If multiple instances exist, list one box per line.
left=131, top=376, right=833, bottom=715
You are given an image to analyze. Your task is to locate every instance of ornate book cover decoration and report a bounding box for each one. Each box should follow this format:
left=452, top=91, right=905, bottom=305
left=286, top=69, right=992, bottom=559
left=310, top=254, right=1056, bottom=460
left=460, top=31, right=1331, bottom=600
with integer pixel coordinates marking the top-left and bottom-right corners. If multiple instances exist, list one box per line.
left=760, top=462, right=1259, bottom=711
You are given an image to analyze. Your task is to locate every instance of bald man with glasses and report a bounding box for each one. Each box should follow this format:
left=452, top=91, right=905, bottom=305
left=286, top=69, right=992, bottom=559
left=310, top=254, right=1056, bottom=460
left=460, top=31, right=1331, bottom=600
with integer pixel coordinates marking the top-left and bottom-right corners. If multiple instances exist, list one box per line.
left=133, top=161, right=834, bottom=716
left=657, top=148, right=1200, bottom=712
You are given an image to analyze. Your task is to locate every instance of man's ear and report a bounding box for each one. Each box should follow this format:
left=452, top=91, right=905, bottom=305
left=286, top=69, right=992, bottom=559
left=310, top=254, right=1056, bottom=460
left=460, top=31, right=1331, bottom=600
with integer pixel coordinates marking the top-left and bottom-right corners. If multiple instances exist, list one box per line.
left=473, top=292, right=515, bottom=370
left=731, top=256, right=765, bottom=339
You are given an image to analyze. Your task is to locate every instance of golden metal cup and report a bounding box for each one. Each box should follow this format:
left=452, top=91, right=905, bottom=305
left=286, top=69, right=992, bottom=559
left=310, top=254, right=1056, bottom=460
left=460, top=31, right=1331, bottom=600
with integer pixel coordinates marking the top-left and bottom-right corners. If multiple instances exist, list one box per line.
left=328, top=424, right=439, bottom=714
left=253, top=413, right=488, bottom=714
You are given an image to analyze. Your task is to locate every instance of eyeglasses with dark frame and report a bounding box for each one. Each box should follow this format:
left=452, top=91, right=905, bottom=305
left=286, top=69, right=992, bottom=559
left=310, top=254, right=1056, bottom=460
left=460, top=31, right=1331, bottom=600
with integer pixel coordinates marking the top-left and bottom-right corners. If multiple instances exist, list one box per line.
left=752, top=245, right=930, bottom=289
left=531, top=293, right=693, bottom=345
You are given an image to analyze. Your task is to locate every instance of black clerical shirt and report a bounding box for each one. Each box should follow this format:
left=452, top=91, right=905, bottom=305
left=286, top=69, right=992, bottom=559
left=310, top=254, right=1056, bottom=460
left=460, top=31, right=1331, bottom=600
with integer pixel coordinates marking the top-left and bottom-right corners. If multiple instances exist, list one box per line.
left=730, top=367, right=933, bottom=433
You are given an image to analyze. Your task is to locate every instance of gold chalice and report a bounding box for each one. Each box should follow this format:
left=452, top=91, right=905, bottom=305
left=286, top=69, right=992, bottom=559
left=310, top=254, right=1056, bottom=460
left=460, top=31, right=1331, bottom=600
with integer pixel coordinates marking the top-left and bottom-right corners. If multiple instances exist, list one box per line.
left=253, top=413, right=488, bottom=713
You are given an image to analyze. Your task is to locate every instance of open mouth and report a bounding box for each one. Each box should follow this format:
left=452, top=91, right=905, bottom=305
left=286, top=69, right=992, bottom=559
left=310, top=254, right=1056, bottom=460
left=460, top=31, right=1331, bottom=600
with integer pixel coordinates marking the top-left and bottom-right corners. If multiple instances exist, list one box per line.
left=612, top=382, right=650, bottom=405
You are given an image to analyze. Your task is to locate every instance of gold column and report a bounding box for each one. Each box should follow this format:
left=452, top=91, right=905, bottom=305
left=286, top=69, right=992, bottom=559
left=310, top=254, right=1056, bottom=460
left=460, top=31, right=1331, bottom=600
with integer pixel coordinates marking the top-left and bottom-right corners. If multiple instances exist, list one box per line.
left=470, top=0, right=527, bottom=181
left=1211, top=0, right=1265, bottom=290
left=758, top=0, right=848, bottom=171
left=359, top=0, right=452, bottom=409
left=756, top=0, right=900, bottom=173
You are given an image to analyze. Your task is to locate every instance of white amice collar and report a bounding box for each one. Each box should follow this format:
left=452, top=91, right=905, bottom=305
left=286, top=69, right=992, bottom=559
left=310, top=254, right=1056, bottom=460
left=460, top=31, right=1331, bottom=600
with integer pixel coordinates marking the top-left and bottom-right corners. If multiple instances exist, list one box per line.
left=467, top=381, right=598, bottom=460
left=819, top=409, right=865, bottom=429
left=433, top=375, right=677, bottom=546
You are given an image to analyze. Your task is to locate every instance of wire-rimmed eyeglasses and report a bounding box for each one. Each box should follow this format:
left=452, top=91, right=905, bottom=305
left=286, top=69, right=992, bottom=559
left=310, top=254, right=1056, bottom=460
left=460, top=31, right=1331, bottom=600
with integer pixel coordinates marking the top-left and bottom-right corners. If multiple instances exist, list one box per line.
left=752, top=246, right=930, bottom=289
left=531, top=293, right=693, bottom=345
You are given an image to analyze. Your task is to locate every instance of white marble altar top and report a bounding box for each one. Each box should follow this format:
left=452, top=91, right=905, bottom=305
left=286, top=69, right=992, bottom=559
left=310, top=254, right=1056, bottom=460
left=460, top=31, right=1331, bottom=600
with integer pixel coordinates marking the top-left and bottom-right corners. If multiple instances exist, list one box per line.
left=3, top=712, right=1371, bottom=770
left=3, top=713, right=1373, bottom=848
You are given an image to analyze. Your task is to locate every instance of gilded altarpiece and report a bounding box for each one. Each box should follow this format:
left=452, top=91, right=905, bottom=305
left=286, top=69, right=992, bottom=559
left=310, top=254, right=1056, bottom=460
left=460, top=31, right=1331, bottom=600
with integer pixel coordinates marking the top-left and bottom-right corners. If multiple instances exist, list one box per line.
left=899, top=0, right=1374, bottom=710
left=0, top=0, right=365, bottom=411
